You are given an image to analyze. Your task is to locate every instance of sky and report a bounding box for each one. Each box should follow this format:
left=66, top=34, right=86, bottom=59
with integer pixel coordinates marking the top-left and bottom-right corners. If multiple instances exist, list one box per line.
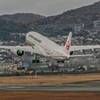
left=0, top=0, right=99, bottom=16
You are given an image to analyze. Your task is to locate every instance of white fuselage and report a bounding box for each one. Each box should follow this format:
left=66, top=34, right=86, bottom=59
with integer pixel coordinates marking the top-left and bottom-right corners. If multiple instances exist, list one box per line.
left=26, top=31, right=69, bottom=60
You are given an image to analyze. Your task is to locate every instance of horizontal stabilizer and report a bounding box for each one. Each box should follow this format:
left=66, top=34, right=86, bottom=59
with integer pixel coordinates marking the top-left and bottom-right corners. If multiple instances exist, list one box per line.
left=70, top=54, right=94, bottom=58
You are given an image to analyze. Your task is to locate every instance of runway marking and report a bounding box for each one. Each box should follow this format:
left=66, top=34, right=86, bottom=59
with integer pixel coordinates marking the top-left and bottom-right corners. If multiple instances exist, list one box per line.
left=8, top=86, right=25, bottom=89
left=0, top=81, right=100, bottom=92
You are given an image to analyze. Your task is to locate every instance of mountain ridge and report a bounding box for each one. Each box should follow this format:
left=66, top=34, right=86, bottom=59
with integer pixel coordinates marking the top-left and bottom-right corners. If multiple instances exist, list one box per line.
left=36, top=1, right=100, bottom=26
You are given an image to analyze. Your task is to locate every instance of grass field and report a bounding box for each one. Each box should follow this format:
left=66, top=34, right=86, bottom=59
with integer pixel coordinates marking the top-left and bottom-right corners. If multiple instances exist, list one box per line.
left=0, top=74, right=100, bottom=84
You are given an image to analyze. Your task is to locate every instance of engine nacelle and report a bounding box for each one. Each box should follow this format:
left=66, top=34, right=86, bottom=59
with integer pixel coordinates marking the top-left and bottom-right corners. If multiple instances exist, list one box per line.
left=70, top=51, right=74, bottom=55
left=17, top=50, right=24, bottom=56
left=11, top=49, right=24, bottom=56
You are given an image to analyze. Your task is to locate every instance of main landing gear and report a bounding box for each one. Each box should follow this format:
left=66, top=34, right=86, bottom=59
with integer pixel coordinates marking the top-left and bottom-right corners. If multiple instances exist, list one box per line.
left=32, top=53, right=40, bottom=63
left=32, top=59, right=40, bottom=63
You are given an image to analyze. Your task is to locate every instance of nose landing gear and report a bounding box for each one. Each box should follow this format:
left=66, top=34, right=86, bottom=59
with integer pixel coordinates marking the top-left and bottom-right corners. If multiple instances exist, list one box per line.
left=32, top=59, right=40, bottom=63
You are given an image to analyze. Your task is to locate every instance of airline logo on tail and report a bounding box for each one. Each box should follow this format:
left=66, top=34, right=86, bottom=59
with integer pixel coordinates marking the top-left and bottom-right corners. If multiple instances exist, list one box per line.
left=65, top=32, right=72, bottom=51
left=66, top=41, right=70, bottom=50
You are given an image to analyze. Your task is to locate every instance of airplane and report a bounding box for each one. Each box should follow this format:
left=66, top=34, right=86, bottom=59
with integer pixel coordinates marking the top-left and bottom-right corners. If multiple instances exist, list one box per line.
left=0, top=31, right=100, bottom=63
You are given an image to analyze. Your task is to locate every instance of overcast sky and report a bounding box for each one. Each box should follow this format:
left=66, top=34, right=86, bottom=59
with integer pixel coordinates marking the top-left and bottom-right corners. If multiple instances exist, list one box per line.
left=0, top=0, right=99, bottom=16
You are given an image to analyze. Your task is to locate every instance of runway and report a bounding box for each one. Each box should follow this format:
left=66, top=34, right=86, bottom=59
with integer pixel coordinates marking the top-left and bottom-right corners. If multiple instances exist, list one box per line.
left=0, top=80, right=100, bottom=92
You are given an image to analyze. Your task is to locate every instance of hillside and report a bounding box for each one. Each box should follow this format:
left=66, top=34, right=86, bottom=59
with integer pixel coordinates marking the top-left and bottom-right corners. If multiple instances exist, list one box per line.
left=36, top=1, right=100, bottom=26
left=0, top=1, right=100, bottom=39
left=0, top=13, right=45, bottom=40
left=0, top=13, right=45, bottom=34
left=0, top=13, right=45, bottom=25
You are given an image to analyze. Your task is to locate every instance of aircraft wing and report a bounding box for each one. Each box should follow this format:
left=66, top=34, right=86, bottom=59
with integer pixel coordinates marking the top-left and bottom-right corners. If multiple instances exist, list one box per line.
left=70, top=45, right=100, bottom=51
left=0, top=46, right=42, bottom=55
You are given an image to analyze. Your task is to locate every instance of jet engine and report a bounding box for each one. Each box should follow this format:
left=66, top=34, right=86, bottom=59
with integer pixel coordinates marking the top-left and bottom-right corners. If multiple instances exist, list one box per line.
left=70, top=51, right=74, bottom=55
left=11, top=49, right=24, bottom=56
left=17, top=50, right=24, bottom=56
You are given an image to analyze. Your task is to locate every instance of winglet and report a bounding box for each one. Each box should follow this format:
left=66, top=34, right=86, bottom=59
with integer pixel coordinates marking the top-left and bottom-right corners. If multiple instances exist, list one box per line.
left=65, top=32, right=72, bottom=51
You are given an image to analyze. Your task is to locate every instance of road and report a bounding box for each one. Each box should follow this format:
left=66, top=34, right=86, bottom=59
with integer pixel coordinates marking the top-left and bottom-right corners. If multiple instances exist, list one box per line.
left=0, top=80, right=100, bottom=92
